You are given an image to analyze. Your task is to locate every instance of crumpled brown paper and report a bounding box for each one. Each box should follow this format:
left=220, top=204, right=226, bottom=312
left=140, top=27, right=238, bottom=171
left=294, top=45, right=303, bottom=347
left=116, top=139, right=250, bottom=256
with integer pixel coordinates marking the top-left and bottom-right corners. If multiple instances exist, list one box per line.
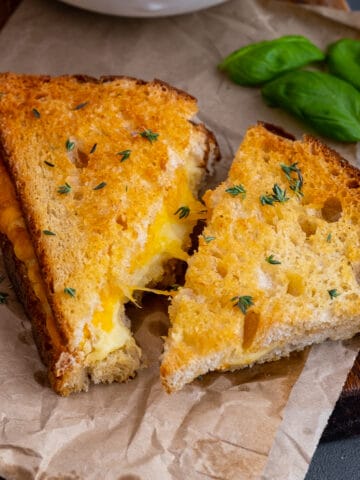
left=0, top=0, right=359, bottom=478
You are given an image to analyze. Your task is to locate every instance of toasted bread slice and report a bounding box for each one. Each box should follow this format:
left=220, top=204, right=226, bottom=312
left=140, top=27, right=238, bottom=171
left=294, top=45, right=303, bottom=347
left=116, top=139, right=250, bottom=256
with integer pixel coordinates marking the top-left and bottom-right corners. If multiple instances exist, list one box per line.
left=0, top=73, right=219, bottom=395
left=161, top=123, right=360, bottom=392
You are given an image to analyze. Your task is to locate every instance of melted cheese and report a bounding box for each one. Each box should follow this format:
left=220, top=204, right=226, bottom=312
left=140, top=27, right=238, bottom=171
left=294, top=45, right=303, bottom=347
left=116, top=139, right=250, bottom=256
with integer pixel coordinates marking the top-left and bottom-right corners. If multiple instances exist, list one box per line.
left=0, top=159, right=202, bottom=365
left=0, top=164, right=62, bottom=347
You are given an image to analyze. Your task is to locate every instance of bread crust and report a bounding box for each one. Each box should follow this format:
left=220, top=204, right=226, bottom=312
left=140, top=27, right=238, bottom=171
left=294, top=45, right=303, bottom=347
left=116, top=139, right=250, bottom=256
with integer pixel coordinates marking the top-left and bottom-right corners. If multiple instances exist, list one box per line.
left=161, top=122, right=360, bottom=392
left=0, top=72, right=219, bottom=395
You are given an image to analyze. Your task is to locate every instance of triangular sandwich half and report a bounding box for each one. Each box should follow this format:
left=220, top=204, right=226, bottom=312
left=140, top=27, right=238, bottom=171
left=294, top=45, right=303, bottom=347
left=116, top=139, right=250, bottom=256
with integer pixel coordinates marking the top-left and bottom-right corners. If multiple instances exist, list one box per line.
left=161, top=122, right=360, bottom=392
left=0, top=73, right=218, bottom=395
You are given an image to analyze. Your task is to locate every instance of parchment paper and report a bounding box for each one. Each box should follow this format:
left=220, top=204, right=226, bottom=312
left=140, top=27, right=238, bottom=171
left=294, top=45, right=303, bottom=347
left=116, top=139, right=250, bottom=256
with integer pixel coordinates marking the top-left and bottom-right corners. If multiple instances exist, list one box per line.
left=0, top=1, right=359, bottom=479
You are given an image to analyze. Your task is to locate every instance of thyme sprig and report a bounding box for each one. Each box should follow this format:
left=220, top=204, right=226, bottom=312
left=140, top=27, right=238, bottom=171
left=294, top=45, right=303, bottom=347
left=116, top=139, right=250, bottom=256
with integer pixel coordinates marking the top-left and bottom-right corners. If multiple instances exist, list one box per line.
left=280, top=163, right=303, bottom=197
left=260, top=184, right=289, bottom=206
left=140, top=129, right=159, bottom=143
left=225, top=184, right=246, bottom=198
left=231, top=295, right=254, bottom=314
left=57, top=182, right=71, bottom=194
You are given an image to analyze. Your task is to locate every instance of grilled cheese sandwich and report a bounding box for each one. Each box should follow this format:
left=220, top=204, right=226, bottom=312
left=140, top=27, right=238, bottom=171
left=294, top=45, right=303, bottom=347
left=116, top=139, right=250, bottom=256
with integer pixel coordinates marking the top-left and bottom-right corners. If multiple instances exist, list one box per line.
left=0, top=73, right=219, bottom=395
left=161, top=123, right=360, bottom=392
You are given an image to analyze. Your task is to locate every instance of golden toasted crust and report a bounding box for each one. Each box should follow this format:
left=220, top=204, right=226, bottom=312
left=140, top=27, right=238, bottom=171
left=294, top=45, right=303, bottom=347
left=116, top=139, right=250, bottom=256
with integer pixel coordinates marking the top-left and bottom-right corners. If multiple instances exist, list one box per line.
left=161, top=123, right=360, bottom=392
left=0, top=72, right=218, bottom=395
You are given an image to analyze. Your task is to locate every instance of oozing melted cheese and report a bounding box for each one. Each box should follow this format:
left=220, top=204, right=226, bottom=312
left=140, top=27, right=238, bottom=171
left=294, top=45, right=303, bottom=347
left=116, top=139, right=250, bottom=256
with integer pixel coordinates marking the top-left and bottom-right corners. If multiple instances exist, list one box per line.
left=0, top=160, right=202, bottom=366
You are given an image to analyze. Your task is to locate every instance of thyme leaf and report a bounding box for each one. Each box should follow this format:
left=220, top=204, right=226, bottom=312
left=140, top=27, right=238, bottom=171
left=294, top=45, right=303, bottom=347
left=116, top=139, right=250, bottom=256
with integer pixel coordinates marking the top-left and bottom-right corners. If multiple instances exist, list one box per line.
left=73, top=102, right=88, bottom=110
left=328, top=289, right=340, bottom=299
left=57, top=182, right=71, bottom=194
left=65, top=139, right=75, bottom=152
left=231, top=295, right=254, bottom=314
left=32, top=108, right=41, bottom=118
left=43, top=230, right=56, bottom=236
left=93, top=182, right=107, bottom=191
left=225, top=184, right=246, bottom=198
left=266, top=254, right=281, bottom=265
left=64, top=287, right=76, bottom=297
left=90, top=143, right=97, bottom=154
left=140, top=129, right=159, bottom=143
left=174, top=206, right=190, bottom=219
left=117, top=149, right=131, bottom=162
left=202, top=234, right=216, bottom=243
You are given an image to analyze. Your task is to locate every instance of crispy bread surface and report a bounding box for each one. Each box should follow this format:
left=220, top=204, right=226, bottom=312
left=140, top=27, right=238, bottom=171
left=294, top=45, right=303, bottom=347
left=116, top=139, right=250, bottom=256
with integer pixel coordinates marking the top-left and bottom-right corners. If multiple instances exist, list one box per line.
left=161, top=123, right=360, bottom=392
left=0, top=73, right=218, bottom=395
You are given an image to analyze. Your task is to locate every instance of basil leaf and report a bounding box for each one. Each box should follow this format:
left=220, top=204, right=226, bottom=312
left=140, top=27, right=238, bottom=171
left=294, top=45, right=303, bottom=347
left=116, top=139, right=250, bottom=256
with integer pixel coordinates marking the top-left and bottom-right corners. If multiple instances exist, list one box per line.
left=327, top=39, right=360, bottom=91
left=218, top=35, right=324, bottom=86
left=262, top=70, right=360, bottom=142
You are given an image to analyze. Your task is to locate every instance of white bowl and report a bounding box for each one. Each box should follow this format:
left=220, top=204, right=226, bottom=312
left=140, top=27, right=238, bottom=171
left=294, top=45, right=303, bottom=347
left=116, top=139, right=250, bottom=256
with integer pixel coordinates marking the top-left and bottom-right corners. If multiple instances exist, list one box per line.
left=58, top=0, right=228, bottom=17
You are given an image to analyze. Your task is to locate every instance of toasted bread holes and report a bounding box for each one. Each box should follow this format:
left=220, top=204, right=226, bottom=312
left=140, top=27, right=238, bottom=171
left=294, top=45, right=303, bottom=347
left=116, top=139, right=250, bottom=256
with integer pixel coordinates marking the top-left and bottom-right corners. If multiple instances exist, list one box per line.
left=116, top=213, right=128, bottom=229
left=287, top=272, right=304, bottom=297
left=347, top=179, right=360, bottom=189
left=352, top=263, right=360, bottom=287
left=298, top=215, right=317, bottom=237
left=321, top=197, right=342, bottom=223
left=243, top=311, right=260, bottom=350
left=75, top=149, right=89, bottom=168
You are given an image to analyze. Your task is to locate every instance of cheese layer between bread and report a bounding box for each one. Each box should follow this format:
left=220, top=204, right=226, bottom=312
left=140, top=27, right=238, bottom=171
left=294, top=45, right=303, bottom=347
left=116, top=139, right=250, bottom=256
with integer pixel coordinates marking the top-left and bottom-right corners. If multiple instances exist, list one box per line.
left=0, top=74, right=217, bottom=395
left=161, top=123, right=360, bottom=392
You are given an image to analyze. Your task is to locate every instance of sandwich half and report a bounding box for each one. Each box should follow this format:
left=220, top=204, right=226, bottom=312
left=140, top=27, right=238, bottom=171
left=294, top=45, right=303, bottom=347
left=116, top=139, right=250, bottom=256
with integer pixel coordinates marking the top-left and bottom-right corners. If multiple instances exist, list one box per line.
left=0, top=73, right=219, bottom=395
left=161, top=122, right=360, bottom=392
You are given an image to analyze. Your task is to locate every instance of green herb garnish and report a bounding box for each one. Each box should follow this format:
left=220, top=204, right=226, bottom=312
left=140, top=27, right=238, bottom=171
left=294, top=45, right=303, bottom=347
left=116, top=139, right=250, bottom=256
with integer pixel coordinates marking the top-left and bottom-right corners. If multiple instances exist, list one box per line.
left=44, top=161, right=55, bottom=167
left=117, top=149, right=131, bottom=162
left=280, top=163, right=303, bottom=197
left=260, top=183, right=289, bottom=206
left=90, top=143, right=97, bottom=154
left=327, top=233, right=332, bottom=243
left=231, top=295, right=254, bottom=314
left=66, top=139, right=75, bottom=152
left=202, top=234, right=216, bottom=244
left=93, top=182, right=107, bottom=191
left=266, top=254, right=281, bottom=265
left=174, top=206, right=190, bottom=219
left=328, top=289, right=340, bottom=299
left=43, top=230, right=56, bottom=236
left=0, top=292, right=9, bottom=304
left=57, top=182, right=71, bottom=194
left=225, top=184, right=246, bottom=198
left=32, top=108, right=41, bottom=118
left=169, top=284, right=180, bottom=291
left=64, top=287, right=76, bottom=297
left=260, top=195, right=275, bottom=206
left=140, top=129, right=159, bottom=143
left=73, top=102, right=88, bottom=110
